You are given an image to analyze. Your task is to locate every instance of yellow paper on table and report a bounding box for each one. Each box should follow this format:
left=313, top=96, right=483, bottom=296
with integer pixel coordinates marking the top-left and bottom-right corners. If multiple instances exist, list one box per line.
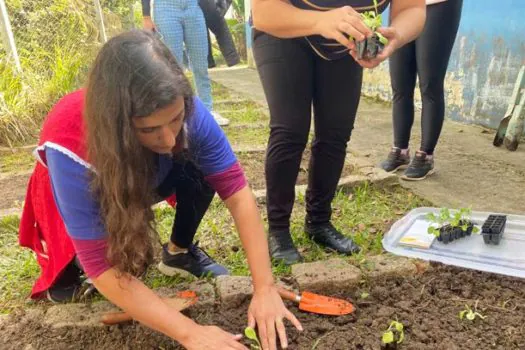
left=398, top=219, right=436, bottom=249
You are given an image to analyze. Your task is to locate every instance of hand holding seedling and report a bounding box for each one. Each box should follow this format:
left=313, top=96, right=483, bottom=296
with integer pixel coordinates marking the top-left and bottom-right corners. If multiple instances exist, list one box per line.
left=350, top=26, right=400, bottom=68
left=247, top=285, right=303, bottom=350
left=314, top=6, right=373, bottom=50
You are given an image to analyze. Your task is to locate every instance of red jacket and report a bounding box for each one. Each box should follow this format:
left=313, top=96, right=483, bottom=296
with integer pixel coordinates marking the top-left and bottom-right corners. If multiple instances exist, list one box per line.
left=19, top=90, right=176, bottom=299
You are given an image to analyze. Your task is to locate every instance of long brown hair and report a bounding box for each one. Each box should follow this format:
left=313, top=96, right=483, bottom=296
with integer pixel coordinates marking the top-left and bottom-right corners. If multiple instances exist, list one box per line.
left=84, top=30, right=194, bottom=277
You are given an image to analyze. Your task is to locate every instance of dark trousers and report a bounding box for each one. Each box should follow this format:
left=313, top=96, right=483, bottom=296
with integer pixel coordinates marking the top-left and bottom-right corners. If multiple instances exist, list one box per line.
left=253, top=30, right=363, bottom=231
left=198, top=0, right=240, bottom=67
left=389, top=0, right=463, bottom=154
left=156, top=159, right=215, bottom=248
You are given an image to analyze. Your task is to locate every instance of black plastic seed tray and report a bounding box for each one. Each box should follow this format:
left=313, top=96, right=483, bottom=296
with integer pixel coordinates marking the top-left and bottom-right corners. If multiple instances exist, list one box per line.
left=482, top=215, right=507, bottom=245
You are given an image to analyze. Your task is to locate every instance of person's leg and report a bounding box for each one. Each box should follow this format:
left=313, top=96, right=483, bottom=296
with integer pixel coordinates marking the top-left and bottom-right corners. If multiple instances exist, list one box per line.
left=253, top=29, right=314, bottom=264
left=303, top=53, right=362, bottom=255
left=206, top=29, right=217, bottom=68
left=379, top=41, right=417, bottom=172
left=198, top=0, right=240, bottom=67
left=402, top=0, right=463, bottom=180
left=418, top=0, right=462, bottom=155
left=183, top=3, right=213, bottom=111
left=157, top=160, right=229, bottom=277
left=153, top=0, right=184, bottom=66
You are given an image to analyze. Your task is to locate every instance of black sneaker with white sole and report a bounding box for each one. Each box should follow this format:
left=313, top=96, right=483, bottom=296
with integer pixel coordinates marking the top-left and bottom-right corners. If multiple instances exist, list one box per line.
left=401, top=151, right=435, bottom=181
left=379, top=147, right=410, bottom=173
left=158, top=242, right=229, bottom=278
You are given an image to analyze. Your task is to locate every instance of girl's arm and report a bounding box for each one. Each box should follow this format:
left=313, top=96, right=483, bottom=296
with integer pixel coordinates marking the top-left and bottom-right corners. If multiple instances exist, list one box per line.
left=223, top=186, right=303, bottom=350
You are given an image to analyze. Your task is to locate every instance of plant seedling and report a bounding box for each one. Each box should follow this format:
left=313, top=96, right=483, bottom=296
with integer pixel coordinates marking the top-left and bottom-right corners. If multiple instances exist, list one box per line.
left=244, top=326, right=262, bottom=349
left=426, top=207, right=479, bottom=243
left=355, top=0, right=389, bottom=59
left=360, top=291, right=370, bottom=300
left=459, top=303, right=486, bottom=321
left=381, top=320, right=405, bottom=346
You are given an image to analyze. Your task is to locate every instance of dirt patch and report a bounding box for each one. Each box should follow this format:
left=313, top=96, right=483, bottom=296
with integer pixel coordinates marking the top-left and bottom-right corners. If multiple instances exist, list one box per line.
left=238, top=150, right=355, bottom=191
left=2, top=264, right=524, bottom=349
left=0, top=173, right=31, bottom=210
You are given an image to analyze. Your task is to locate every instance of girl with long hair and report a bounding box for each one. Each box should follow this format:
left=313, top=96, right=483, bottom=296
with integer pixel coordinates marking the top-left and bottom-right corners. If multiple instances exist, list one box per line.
left=19, top=30, right=301, bottom=349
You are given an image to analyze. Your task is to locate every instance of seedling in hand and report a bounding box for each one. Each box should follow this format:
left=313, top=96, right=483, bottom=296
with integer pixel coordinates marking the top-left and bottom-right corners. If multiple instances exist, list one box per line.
left=355, top=0, right=388, bottom=59
left=381, top=320, right=404, bottom=346
left=244, top=326, right=262, bottom=349
left=459, top=303, right=486, bottom=321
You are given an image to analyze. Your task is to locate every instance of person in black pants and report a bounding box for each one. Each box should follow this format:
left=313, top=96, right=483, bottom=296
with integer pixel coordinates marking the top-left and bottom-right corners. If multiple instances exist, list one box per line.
left=251, top=0, right=426, bottom=264
left=380, top=0, right=463, bottom=180
left=199, top=0, right=240, bottom=68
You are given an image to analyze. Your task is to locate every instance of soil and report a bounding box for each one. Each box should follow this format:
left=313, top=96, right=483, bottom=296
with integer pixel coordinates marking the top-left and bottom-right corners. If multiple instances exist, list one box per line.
left=2, top=264, right=524, bottom=349
left=0, top=172, right=31, bottom=210
left=238, top=150, right=355, bottom=191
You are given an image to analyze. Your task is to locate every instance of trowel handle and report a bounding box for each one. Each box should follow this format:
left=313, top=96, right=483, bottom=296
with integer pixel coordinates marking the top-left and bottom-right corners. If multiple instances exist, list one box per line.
left=277, top=287, right=301, bottom=303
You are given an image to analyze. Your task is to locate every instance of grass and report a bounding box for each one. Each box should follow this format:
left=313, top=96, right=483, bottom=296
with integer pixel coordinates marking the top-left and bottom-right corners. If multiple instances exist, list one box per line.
left=0, top=151, right=36, bottom=174
left=0, top=215, right=40, bottom=314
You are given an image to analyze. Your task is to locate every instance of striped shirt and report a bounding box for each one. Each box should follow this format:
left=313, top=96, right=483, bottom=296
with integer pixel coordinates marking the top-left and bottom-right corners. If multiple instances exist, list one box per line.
left=290, top=0, right=391, bottom=60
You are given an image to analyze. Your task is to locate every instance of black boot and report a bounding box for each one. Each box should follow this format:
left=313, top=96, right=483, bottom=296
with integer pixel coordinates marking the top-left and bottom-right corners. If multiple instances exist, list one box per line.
left=268, top=229, right=302, bottom=265
left=305, top=221, right=360, bottom=255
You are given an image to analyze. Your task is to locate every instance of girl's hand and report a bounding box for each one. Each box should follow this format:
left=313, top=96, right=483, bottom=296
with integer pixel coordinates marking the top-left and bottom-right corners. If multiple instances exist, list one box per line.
left=143, top=16, right=157, bottom=31
left=350, top=26, right=402, bottom=69
left=181, top=324, right=248, bottom=350
left=247, top=285, right=303, bottom=350
left=314, top=6, right=373, bottom=50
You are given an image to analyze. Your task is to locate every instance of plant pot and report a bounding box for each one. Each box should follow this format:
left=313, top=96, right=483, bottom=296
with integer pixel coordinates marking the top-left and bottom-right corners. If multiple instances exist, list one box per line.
left=438, top=225, right=455, bottom=244
left=482, top=215, right=506, bottom=245
left=355, top=33, right=385, bottom=60
left=458, top=220, right=474, bottom=237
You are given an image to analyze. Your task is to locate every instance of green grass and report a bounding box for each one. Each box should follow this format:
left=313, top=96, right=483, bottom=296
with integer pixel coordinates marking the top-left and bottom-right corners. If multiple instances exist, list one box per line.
left=0, top=215, right=40, bottom=314
left=0, top=151, right=36, bottom=174
left=225, top=127, right=270, bottom=149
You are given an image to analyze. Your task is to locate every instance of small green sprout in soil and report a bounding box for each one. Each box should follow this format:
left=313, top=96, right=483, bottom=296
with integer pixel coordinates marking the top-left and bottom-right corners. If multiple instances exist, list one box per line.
left=244, top=326, right=262, bottom=349
left=381, top=320, right=405, bottom=346
left=360, top=291, right=370, bottom=300
left=459, top=303, right=487, bottom=321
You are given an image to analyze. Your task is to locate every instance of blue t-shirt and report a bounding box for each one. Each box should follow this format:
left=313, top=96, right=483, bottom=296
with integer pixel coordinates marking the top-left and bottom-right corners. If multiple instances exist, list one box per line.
left=46, top=97, right=237, bottom=241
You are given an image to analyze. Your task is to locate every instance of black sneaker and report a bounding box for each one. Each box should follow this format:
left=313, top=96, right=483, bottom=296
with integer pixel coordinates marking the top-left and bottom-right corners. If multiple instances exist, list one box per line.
left=157, top=242, right=229, bottom=278
left=268, top=230, right=303, bottom=265
left=305, top=221, right=360, bottom=255
left=401, top=151, right=435, bottom=181
left=379, top=147, right=410, bottom=173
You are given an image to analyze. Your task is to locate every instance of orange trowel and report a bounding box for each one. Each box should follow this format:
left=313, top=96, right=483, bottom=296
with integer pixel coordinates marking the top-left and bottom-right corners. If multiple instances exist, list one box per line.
left=277, top=287, right=354, bottom=316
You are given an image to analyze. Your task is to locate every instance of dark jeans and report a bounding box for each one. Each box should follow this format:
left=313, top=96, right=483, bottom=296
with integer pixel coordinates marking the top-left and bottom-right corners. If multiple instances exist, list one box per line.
left=198, top=0, right=240, bottom=67
left=389, top=0, right=463, bottom=154
left=156, top=158, right=215, bottom=248
left=253, top=30, right=363, bottom=231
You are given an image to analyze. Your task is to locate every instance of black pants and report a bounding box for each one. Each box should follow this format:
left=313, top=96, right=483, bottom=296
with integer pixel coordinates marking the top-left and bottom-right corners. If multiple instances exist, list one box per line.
left=253, top=30, right=363, bottom=231
left=198, top=0, right=240, bottom=67
left=156, top=159, right=215, bottom=248
left=389, top=0, right=462, bottom=154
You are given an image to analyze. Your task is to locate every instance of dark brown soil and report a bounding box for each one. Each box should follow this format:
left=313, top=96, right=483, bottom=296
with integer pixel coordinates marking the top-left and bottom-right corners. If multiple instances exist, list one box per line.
left=238, top=150, right=355, bottom=191
left=2, top=264, right=525, bottom=349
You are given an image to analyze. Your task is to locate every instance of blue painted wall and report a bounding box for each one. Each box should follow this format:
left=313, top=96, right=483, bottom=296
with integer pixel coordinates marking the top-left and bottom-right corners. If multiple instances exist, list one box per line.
left=364, top=0, right=525, bottom=128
